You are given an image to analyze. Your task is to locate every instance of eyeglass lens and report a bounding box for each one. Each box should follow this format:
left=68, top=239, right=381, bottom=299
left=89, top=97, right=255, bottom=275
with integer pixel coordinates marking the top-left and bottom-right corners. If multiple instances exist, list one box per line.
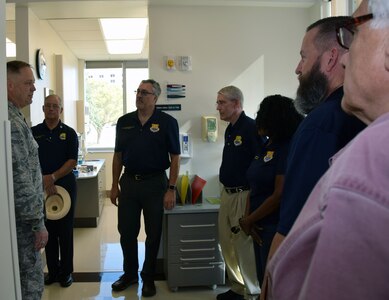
left=338, top=27, right=354, bottom=49
left=135, top=89, right=153, bottom=96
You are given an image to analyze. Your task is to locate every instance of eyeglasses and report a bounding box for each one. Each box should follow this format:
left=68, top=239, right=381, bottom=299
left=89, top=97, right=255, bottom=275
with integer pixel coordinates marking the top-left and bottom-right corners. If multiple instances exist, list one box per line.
left=44, top=104, right=61, bottom=109
left=135, top=89, right=154, bottom=97
left=336, top=13, right=373, bottom=50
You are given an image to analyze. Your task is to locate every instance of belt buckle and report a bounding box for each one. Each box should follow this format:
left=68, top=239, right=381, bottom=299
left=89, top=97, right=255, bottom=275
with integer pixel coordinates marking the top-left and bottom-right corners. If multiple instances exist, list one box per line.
left=135, top=174, right=141, bottom=181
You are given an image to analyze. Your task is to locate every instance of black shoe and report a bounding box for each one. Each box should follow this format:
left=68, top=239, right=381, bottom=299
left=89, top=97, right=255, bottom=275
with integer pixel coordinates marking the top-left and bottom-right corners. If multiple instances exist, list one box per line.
left=44, top=273, right=57, bottom=285
left=216, top=289, right=244, bottom=300
left=59, top=274, right=73, bottom=288
left=142, top=280, right=156, bottom=297
left=111, top=274, right=138, bottom=292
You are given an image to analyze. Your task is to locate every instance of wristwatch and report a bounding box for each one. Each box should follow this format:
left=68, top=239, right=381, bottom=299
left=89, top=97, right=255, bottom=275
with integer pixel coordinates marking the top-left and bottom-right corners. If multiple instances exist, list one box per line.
left=168, top=185, right=176, bottom=191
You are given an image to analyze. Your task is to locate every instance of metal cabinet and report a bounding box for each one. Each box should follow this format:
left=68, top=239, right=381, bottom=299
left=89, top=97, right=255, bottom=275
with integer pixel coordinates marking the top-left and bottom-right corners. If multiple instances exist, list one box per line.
left=164, top=204, right=225, bottom=291
left=74, top=159, right=106, bottom=227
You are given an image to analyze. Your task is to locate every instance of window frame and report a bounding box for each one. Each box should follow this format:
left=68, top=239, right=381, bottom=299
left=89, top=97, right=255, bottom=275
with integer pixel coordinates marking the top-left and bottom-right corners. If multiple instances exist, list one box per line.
left=85, top=60, right=148, bottom=153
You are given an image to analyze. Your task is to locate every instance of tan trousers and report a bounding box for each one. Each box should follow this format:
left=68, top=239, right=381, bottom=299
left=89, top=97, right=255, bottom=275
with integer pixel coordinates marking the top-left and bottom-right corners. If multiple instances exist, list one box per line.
left=218, top=188, right=260, bottom=298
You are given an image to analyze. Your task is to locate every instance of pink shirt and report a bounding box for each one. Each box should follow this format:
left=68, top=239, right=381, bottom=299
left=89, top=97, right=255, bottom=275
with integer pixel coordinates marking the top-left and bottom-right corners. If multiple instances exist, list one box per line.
left=267, top=112, right=389, bottom=300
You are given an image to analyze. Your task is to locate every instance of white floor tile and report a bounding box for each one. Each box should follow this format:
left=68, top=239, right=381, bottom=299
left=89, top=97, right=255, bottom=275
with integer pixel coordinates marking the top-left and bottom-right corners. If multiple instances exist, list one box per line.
left=42, top=199, right=229, bottom=300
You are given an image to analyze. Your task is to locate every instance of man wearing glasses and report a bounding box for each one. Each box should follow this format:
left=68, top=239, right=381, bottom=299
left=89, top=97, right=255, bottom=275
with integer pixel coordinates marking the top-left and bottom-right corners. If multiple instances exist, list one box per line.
left=265, top=16, right=366, bottom=281
left=32, top=94, right=78, bottom=288
left=264, top=0, right=389, bottom=299
left=111, top=79, right=180, bottom=297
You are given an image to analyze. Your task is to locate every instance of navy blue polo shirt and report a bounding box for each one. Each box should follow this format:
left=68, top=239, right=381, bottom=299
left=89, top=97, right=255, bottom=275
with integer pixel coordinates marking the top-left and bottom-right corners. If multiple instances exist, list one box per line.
left=246, top=140, right=290, bottom=226
left=31, top=120, right=78, bottom=175
left=114, top=109, right=180, bottom=174
left=219, top=111, right=260, bottom=187
left=277, top=87, right=366, bottom=235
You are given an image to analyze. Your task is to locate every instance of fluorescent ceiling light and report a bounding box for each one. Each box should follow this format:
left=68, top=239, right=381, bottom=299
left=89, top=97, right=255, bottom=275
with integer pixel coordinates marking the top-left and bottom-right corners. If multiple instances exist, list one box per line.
left=6, top=38, right=16, bottom=57
left=100, top=18, right=147, bottom=40
left=105, top=40, right=144, bottom=54
left=99, top=18, right=147, bottom=54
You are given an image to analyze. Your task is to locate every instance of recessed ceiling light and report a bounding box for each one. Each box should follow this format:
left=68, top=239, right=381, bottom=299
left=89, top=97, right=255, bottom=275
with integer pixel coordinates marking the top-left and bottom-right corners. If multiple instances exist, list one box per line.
left=99, top=18, right=148, bottom=54
left=99, top=18, right=148, bottom=40
left=105, top=40, right=144, bottom=54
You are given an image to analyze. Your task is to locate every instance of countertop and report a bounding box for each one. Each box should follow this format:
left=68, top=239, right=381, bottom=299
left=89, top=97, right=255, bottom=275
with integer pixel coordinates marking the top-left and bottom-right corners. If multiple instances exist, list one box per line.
left=165, top=201, right=220, bottom=214
left=76, top=159, right=105, bottom=180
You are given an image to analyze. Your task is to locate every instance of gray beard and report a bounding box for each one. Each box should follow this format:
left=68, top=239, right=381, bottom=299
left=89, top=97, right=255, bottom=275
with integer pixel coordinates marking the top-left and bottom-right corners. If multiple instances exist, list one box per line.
left=294, top=63, right=329, bottom=115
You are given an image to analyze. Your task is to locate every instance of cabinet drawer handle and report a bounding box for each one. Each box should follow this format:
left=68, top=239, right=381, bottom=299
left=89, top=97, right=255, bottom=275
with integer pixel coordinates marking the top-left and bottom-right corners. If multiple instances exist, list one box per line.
left=180, top=256, right=215, bottom=261
left=180, top=224, right=215, bottom=228
left=179, top=265, right=215, bottom=270
left=180, top=239, right=215, bottom=243
left=180, top=248, right=215, bottom=252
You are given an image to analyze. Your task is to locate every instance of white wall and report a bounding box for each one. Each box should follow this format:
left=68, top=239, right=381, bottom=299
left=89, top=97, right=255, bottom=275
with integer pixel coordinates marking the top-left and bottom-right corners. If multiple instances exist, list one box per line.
left=14, top=6, right=79, bottom=128
left=148, top=5, right=310, bottom=196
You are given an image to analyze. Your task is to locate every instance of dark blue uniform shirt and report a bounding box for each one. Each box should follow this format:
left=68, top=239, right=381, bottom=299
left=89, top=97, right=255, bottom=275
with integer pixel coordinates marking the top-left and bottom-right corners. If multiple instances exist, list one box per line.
left=246, top=140, right=290, bottom=226
left=32, top=120, right=78, bottom=175
left=219, top=111, right=260, bottom=187
left=114, top=109, right=180, bottom=174
left=277, top=87, right=366, bottom=235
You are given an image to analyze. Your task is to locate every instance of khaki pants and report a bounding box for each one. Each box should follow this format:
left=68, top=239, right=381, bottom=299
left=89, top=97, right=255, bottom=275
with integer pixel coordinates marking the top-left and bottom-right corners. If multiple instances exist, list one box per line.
left=218, top=187, right=260, bottom=298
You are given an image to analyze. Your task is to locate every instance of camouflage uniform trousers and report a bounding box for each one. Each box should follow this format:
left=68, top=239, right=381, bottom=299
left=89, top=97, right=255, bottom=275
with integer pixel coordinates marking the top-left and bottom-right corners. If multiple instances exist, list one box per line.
left=17, top=223, right=44, bottom=300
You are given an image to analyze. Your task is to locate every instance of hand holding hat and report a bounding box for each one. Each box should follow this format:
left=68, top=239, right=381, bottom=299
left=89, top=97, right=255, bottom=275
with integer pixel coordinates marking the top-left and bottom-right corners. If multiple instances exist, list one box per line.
left=45, top=185, right=71, bottom=220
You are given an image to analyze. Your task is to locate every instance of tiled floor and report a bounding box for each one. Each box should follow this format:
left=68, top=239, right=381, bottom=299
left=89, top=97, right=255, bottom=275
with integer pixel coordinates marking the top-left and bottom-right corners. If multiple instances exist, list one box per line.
left=42, top=200, right=229, bottom=299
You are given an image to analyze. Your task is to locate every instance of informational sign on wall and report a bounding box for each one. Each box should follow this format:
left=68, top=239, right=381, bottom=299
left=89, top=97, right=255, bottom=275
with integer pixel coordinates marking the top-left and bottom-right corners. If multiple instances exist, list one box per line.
left=167, top=84, right=186, bottom=99
left=156, top=104, right=182, bottom=111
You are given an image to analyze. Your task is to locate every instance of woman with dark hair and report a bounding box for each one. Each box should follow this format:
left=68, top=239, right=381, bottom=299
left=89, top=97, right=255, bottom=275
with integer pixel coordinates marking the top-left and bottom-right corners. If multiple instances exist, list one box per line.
left=239, top=94, right=303, bottom=286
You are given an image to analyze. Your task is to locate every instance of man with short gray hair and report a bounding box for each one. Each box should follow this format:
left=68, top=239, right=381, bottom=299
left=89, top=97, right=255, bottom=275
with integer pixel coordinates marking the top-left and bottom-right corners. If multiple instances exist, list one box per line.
left=216, top=85, right=261, bottom=300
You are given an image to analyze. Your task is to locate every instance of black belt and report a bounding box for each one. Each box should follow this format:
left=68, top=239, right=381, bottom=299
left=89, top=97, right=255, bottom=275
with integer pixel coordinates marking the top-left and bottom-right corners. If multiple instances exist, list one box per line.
left=224, top=186, right=250, bottom=194
left=126, top=171, right=164, bottom=181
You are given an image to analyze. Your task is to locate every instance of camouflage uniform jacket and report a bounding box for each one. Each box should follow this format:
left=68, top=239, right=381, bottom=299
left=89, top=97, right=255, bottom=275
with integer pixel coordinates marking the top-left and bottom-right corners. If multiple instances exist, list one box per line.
left=8, top=102, right=45, bottom=231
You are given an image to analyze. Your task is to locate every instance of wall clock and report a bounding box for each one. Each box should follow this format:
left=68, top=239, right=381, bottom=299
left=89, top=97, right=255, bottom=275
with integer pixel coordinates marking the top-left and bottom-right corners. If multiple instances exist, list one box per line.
left=36, top=49, right=47, bottom=80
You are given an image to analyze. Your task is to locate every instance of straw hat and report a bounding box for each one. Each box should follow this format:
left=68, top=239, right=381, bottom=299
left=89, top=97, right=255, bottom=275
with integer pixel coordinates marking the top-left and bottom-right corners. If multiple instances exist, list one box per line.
left=45, top=185, right=71, bottom=220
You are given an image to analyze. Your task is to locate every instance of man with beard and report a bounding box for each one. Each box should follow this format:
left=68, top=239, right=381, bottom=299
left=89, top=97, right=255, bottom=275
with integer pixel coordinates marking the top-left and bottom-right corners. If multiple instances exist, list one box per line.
left=264, top=1, right=389, bottom=298
left=261, top=16, right=366, bottom=292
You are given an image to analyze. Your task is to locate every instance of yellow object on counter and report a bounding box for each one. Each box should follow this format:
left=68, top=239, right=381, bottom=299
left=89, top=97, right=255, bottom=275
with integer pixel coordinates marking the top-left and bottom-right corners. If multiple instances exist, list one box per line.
left=180, top=172, right=189, bottom=205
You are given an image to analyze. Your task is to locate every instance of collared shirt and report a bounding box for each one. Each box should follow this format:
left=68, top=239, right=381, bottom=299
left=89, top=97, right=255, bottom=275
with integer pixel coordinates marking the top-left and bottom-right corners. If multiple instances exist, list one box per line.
left=219, top=111, right=260, bottom=187
left=267, top=112, right=389, bottom=300
left=8, top=102, right=45, bottom=231
left=246, top=139, right=290, bottom=226
left=114, top=109, right=180, bottom=174
left=32, top=120, right=78, bottom=175
left=277, top=87, right=366, bottom=235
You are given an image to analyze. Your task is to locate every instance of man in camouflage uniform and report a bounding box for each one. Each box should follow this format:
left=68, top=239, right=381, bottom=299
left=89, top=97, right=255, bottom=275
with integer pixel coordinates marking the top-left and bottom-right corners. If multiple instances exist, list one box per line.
left=7, top=60, right=48, bottom=299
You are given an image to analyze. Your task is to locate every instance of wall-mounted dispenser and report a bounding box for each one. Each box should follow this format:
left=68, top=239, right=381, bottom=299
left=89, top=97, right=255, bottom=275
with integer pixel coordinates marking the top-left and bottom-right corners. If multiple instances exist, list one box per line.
left=201, top=116, right=218, bottom=143
left=180, top=133, right=192, bottom=158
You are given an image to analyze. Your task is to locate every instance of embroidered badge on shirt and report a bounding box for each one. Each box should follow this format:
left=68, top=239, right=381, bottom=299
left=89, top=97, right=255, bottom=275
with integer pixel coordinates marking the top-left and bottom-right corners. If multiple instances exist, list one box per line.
left=234, top=135, right=242, bottom=146
left=59, top=133, right=66, bottom=140
left=150, top=123, right=160, bottom=133
left=263, top=151, right=274, bottom=162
